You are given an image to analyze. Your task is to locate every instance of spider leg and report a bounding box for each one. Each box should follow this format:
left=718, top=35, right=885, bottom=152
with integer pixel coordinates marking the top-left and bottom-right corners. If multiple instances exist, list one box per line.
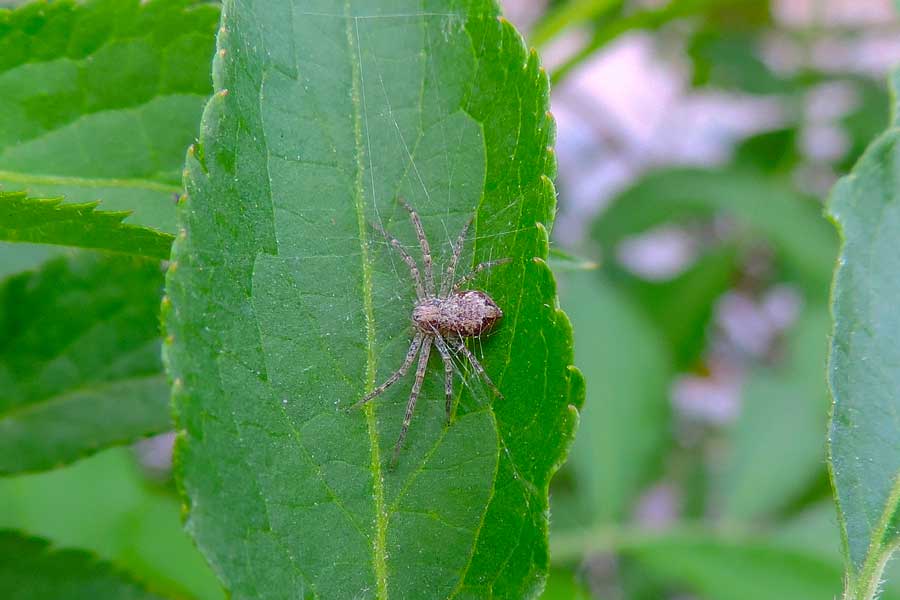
left=352, top=333, right=424, bottom=409
left=370, top=221, right=425, bottom=299
left=431, top=333, right=456, bottom=422
left=440, top=215, right=473, bottom=296
left=392, top=338, right=432, bottom=467
left=452, top=258, right=512, bottom=292
left=452, top=338, right=503, bottom=399
left=399, top=198, right=435, bottom=296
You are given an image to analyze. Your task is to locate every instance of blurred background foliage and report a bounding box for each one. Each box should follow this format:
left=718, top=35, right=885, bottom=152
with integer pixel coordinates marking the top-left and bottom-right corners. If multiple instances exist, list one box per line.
left=522, top=0, right=900, bottom=598
left=1, top=0, right=899, bottom=598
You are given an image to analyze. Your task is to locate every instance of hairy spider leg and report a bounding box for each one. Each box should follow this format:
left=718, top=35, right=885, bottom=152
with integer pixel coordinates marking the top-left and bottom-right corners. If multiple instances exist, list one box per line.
left=352, top=333, right=425, bottom=409
left=440, top=216, right=474, bottom=296
left=399, top=198, right=435, bottom=296
left=431, top=332, right=456, bottom=421
left=371, top=221, right=425, bottom=300
left=452, top=258, right=512, bottom=292
left=452, top=338, right=503, bottom=399
left=392, top=340, right=433, bottom=467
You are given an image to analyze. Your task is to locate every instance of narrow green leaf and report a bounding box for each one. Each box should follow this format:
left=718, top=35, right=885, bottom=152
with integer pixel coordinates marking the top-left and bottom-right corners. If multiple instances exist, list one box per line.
left=593, top=169, right=838, bottom=295
left=550, top=0, right=747, bottom=84
left=550, top=527, right=882, bottom=600
left=529, top=0, right=620, bottom=47
left=0, top=254, right=169, bottom=474
left=0, top=530, right=169, bottom=600
left=0, top=192, right=173, bottom=259
left=548, top=247, right=599, bottom=272
left=621, top=532, right=846, bottom=600
left=165, top=2, right=581, bottom=598
left=539, top=568, right=591, bottom=600
left=827, top=70, right=900, bottom=599
left=0, top=0, right=218, bottom=233
left=562, top=271, right=671, bottom=524
left=720, top=308, right=830, bottom=521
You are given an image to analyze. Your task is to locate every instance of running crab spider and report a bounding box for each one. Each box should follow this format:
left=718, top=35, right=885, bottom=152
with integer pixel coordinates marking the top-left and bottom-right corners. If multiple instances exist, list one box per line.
left=353, top=199, right=510, bottom=466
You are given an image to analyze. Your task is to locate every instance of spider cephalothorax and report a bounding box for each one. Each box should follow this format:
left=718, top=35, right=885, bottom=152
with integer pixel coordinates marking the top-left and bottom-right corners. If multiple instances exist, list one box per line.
left=353, top=198, right=510, bottom=466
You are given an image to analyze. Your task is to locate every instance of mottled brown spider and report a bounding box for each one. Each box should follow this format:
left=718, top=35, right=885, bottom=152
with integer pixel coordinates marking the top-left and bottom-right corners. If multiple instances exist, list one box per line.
left=354, top=199, right=510, bottom=466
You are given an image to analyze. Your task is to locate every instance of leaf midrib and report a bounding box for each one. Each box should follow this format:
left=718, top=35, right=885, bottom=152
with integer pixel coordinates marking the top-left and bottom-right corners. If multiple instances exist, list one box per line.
left=345, top=5, right=389, bottom=598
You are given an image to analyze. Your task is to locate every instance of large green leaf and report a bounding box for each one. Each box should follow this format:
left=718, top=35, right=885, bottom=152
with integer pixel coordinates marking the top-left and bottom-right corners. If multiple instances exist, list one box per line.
left=0, top=530, right=169, bottom=600
left=719, top=307, right=831, bottom=521
left=0, top=253, right=169, bottom=474
left=0, top=0, right=218, bottom=233
left=827, top=72, right=900, bottom=599
left=165, top=2, right=581, bottom=599
left=562, top=270, right=671, bottom=524
left=0, top=448, right=223, bottom=600
left=0, top=192, right=173, bottom=259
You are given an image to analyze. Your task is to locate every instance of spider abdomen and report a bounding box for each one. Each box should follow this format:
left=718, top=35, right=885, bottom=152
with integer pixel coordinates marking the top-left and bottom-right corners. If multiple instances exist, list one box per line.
left=413, top=290, right=502, bottom=337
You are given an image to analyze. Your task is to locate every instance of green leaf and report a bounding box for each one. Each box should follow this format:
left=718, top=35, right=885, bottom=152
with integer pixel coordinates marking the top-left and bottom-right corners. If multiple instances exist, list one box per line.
left=840, top=78, right=892, bottom=173
left=165, top=2, right=581, bottom=599
left=593, top=169, right=838, bottom=295
left=550, top=526, right=884, bottom=600
left=539, top=568, right=591, bottom=600
left=621, top=532, right=847, bottom=600
left=732, top=129, right=801, bottom=175
left=0, top=448, right=223, bottom=600
left=0, top=242, right=63, bottom=280
left=719, top=307, right=831, bottom=521
left=562, top=271, right=671, bottom=524
left=0, top=253, right=170, bottom=474
left=0, top=0, right=218, bottom=234
left=688, top=30, right=790, bottom=95
left=0, top=192, right=174, bottom=259
left=827, top=71, right=900, bottom=599
left=548, top=247, right=599, bottom=272
left=0, top=529, right=169, bottom=600
left=550, top=0, right=751, bottom=84
left=529, top=0, right=620, bottom=47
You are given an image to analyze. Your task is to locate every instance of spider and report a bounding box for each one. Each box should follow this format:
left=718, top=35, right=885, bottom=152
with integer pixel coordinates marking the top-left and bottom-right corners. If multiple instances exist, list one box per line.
left=353, top=199, right=510, bottom=466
